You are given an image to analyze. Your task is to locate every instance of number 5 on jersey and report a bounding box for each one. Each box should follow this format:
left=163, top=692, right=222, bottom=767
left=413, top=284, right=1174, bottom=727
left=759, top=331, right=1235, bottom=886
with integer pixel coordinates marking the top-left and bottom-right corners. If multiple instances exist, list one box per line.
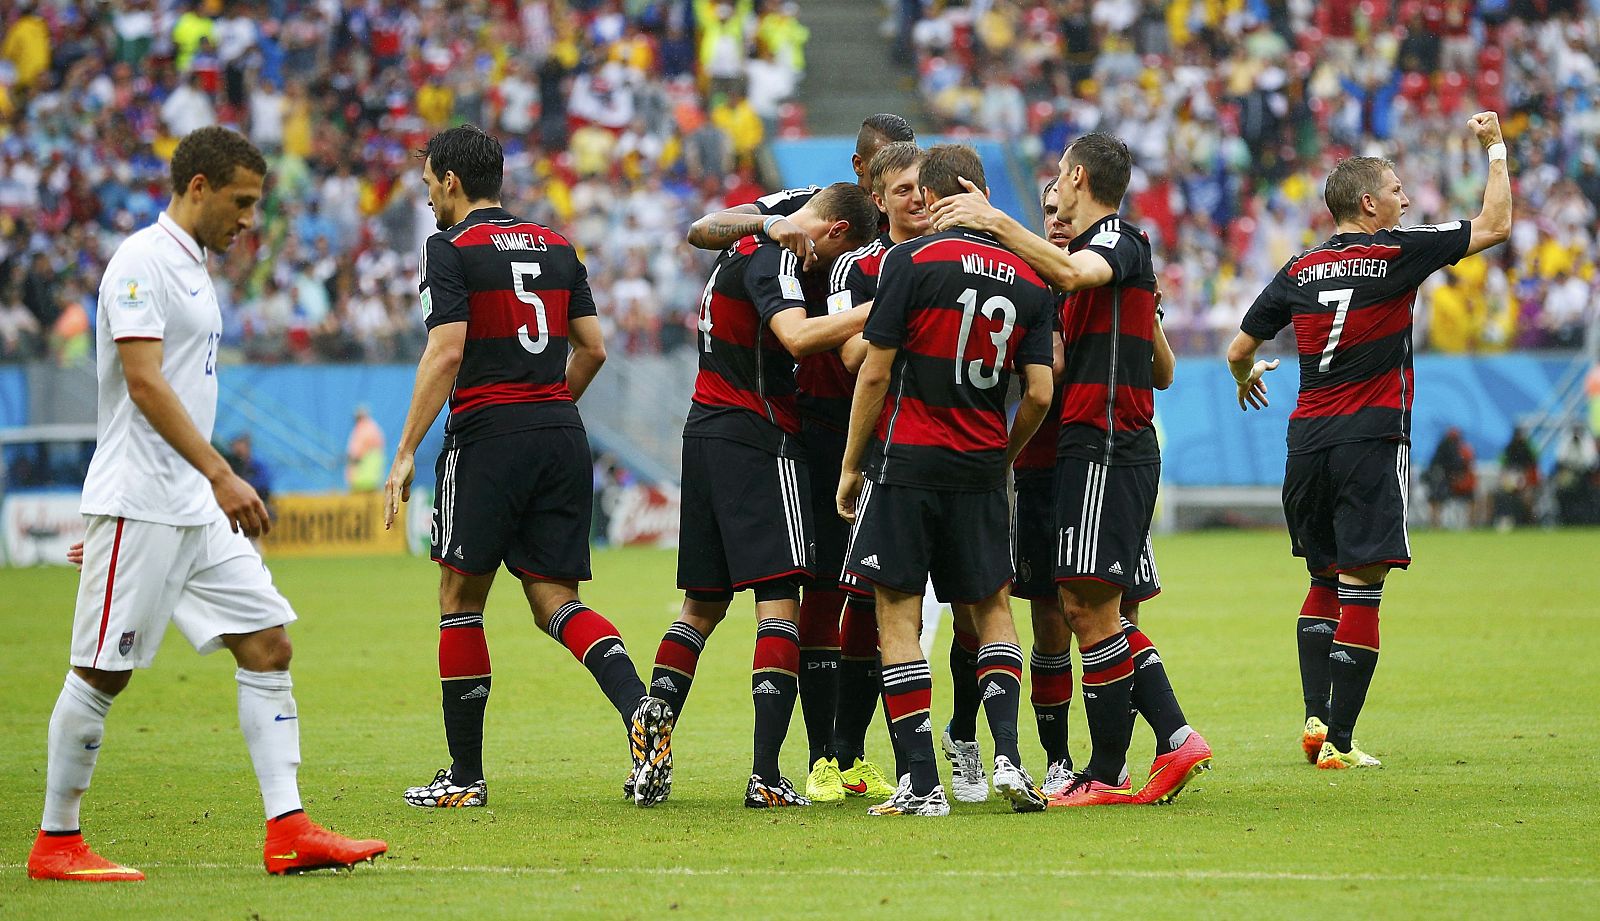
left=513, top=261, right=548, bottom=354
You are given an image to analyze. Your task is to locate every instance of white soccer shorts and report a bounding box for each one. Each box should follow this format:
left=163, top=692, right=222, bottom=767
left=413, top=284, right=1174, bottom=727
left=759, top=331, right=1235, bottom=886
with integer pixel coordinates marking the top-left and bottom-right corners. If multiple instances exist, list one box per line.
left=70, top=515, right=297, bottom=670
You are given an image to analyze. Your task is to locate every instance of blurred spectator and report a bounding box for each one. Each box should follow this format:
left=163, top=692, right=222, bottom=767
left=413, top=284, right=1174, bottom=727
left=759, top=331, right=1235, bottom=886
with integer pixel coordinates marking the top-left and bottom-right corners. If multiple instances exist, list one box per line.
left=1553, top=425, right=1599, bottom=525
left=1491, top=426, right=1541, bottom=530
left=228, top=433, right=273, bottom=505
left=345, top=405, right=385, bottom=494
left=1424, top=427, right=1477, bottom=529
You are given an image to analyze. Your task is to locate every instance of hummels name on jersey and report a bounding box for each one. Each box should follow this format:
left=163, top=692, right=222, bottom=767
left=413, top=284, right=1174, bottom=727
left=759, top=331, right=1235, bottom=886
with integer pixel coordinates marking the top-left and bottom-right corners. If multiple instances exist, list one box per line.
left=1296, top=257, right=1389, bottom=286
left=489, top=232, right=551, bottom=252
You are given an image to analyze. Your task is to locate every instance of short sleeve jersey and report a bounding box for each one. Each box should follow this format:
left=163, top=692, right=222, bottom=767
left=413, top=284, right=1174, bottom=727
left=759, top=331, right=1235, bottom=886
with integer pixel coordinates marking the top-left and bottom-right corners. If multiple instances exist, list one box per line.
left=80, top=213, right=223, bottom=526
left=1240, top=221, right=1473, bottom=454
left=421, top=207, right=596, bottom=448
left=686, top=236, right=808, bottom=457
left=1057, top=215, right=1161, bottom=466
left=863, top=229, right=1056, bottom=491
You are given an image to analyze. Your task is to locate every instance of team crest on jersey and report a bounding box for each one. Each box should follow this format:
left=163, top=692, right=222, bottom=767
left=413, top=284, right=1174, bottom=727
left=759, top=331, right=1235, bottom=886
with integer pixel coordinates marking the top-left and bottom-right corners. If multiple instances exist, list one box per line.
left=118, top=631, right=136, bottom=655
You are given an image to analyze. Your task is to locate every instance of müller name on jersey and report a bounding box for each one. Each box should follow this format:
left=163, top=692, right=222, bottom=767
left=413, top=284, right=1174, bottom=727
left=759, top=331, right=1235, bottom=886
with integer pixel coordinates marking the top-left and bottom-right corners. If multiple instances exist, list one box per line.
left=1295, top=256, right=1389, bottom=286
left=960, top=253, right=1016, bottom=284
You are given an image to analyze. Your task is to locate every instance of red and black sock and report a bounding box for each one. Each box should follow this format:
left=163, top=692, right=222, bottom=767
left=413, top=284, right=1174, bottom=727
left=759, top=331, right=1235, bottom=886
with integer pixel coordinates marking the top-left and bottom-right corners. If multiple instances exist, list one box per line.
left=651, top=621, right=705, bottom=719
left=752, top=619, right=800, bottom=783
left=1079, top=632, right=1135, bottom=785
left=796, top=588, right=843, bottom=764
left=976, top=642, right=1025, bottom=765
left=882, top=659, right=937, bottom=795
left=1123, top=617, right=1191, bottom=756
left=1029, top=647, right=1073, bottom=768
left=1297, top=576, right=1341, bottom=723
left=1328, top=583, right=1382, bottom=753
left=832, top=595, right=880, bottom=767
left=946, top=627, right=981, bottom=742
left=546, top=601, right=645, bottom=724
left=438, top=612, right=491, bottom=785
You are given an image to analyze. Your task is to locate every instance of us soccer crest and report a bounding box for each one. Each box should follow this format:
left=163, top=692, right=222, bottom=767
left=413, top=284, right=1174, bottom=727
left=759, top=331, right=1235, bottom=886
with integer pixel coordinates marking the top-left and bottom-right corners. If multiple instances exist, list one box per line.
left=118, top=631, right=135, bottom=656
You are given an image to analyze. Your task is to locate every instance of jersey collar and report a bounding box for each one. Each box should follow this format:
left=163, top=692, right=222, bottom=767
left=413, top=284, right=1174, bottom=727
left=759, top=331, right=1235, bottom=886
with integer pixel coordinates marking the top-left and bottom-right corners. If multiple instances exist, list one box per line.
left=156, top=211, right=206, bottom=264
left=450, top=206, right=515, bottom=231
left=1067, top=213, right=1119, bottom=252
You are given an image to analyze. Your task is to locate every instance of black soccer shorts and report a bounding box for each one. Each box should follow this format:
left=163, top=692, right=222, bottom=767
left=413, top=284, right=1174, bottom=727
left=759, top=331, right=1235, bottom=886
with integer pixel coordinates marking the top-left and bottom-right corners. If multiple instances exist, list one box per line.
left=801, top=422, right=851, bottom=589
left=677, top=436, right=815, bottom=593
left=431, top=426, right=593, bottom=581
left=842, top=479, right=1013, bottom=605
left=1052, top=457, right=1159, bottom=593
left=1283, top=439, right=1412, bottom=575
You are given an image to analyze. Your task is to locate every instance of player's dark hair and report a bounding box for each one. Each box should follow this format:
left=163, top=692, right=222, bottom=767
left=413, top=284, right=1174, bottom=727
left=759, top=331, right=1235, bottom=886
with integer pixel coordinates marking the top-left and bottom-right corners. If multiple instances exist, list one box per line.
left=1040, top=176, right=1059, bottom=208
left=867, top=142, right=924, bottom=198
left=856, top=113, right=915, bottom=161
left=170, top=126, right=267, bottom=194
left=917, top=144, right=986, bottom=199
left=1324, top=156, right=1396, bottom=224
left=1064, top=132, right=1132, bottom=207
left=804, top=181, right=880, bottom=246
left=419, top=124, right=504, bottom=201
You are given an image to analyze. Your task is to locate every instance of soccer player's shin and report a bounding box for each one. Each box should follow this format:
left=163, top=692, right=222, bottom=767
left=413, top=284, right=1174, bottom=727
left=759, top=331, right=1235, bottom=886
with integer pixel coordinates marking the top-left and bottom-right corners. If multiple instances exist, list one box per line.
left=947, top=626, right=981, bottom=741
left=438, top=612, right=491, bottom=785
left=1297, top=576, right=1341, bottom=723
left=796, top=589, right=843, bottom=764
left=1328, top=583, right=1382, bottom=753
left=546, top=601, right=646, bottom=723
left=1029, top=648, right=1073, bottom=768
left=882, top=660, right=938, bottom=794
left=1079, top=633, right=1136, bottom=784
left=651, top=621, right=705, bottom=718
left=832, top=596, right=880, bottom=767
left=41, top=671, right=113, bottom=833
left=752, top=619, right=801, bottom=783
left=1123, top=618, right=1192, bottom=755
left=976, top=643, right=1025, bottom=765
left=236, top=668, right=303, bottom=819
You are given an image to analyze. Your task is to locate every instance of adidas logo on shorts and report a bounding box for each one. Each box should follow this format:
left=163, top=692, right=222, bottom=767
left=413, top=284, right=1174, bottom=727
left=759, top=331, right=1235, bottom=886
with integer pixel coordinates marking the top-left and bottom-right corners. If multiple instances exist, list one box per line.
left=1108, top=561, right=1124, bottom=576
left=459, top=684, right=489, bottom=701
left=859, top=554, right=880, bottom=570
left=652, top=676, right=678, bottom=692
left=753, top=679, right=782, bottom=695
left=982, top=683, right=1006, bottom=700
left=1330, top=650, right=1358, bottom=665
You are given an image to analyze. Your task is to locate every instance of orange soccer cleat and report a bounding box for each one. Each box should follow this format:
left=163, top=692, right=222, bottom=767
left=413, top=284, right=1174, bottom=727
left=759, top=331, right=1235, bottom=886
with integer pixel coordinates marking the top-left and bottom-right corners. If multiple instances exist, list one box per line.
left=1302, top=717, right=1329, bottom=763
left=1132, top=730, right=1213, bottom=805
left=27, top=831, right=144, bottom=882
left=263, top=812, right=387, bottom=875
left=1046, top=774, right=1135, bottom=807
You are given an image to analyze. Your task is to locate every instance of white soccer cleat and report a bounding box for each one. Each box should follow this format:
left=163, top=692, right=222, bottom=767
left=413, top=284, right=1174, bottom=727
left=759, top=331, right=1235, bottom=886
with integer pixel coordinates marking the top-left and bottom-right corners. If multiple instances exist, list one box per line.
left=992, top=755, right=1047, bottom=812
left=941, top=728, right=989, bottom=803
left=867, top=774, right=951, bottom=817
left=1040, top=759, right=1076, bottom=797
left=402, top=768, right=486, bottom=808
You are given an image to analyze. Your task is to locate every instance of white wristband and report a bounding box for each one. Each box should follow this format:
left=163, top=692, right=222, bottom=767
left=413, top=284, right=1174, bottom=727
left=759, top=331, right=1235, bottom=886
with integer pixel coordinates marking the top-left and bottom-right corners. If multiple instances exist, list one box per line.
left=1487, top=142, right=1507, bottom=163
left=762, top=214, right=785, bottom=236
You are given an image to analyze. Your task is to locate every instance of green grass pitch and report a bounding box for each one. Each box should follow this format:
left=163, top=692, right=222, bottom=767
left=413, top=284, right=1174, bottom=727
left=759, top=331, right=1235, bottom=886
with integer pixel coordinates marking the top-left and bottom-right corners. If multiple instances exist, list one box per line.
left=2, top=529, right=1597, bottom=919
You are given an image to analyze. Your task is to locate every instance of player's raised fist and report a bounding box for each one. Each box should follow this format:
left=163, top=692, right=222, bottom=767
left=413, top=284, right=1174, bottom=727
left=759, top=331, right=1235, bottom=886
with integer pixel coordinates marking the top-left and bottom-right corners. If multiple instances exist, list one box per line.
left=1468, top=112, right=1503, bottom=147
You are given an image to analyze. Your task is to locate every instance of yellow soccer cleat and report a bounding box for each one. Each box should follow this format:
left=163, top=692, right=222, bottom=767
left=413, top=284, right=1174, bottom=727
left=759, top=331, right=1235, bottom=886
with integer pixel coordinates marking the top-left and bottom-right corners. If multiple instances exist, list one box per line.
left=839, top=757, right=897, bottom=800
left=1315, top=741, right=1382, bottom=770
left=805, top=757, right=846, bottom=803
left=1302, top=717, right=1329, bottom=763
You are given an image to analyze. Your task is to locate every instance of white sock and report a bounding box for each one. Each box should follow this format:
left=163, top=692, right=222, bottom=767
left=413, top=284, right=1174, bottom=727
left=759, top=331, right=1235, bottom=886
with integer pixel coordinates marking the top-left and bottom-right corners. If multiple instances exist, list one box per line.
left=42, top=672, right=115, bottom=832
left=236, top=669, right=303, bottom=820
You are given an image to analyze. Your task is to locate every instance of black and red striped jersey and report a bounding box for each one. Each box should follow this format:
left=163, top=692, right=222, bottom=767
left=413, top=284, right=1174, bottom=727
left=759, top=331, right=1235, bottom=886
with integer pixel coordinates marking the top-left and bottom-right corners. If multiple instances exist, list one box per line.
left=421, top=207, right=595, bottom=447
left=1241, top=221, right=1472, bottom=454
left=1013, top=292, right=1067, bottom=479
left=795, top=271, right=854, bottom=433
left=685, top=236, right=808, bottom=457
left=863, top=229, right=1056, bottom=491
left=1058, top=214, right=1160, bottom=466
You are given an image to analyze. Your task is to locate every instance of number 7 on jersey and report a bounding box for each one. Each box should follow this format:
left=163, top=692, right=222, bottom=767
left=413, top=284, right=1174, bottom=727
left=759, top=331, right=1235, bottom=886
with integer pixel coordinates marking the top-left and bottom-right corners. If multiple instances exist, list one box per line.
left=1317, top=287, right=1354, bottom=373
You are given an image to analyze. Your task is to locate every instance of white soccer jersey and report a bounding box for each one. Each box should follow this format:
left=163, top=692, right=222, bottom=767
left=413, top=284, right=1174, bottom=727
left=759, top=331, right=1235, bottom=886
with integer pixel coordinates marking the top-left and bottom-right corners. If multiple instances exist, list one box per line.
left=80, top=212, right=223, bottom=526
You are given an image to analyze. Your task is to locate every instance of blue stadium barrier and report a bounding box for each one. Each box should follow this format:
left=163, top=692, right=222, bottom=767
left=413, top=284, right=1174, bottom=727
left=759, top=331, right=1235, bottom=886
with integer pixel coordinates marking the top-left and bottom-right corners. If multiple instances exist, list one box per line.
left=769, top=137, right=1032, bottom=230
left=0, top=366, right=25, bottom=429
left=1158, top=353, right=1574, bottom=486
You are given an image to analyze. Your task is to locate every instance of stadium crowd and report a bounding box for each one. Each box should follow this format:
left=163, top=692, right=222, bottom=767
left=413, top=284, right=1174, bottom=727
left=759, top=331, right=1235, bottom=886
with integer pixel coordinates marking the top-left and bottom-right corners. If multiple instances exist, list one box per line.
left=0, top=0, right=808, bottom=364
left=896, top=0, right=1600, bottom=354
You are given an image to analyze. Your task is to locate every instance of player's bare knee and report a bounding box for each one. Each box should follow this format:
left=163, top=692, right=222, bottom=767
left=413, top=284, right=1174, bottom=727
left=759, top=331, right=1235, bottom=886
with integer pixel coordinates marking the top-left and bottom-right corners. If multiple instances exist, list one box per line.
left=681, top=591, right=731, bottom=634
left=1057, top=581, right=1121, bottom=642
left=226, top=627, right=293, bottom=671
left=73, top=665, right=131, bottom=697
left=1341, top=564, right=1390, bottom=586
left=1029, top=601, right=1071, bottom=654
left=1118, top=601, right=1140, bottom=627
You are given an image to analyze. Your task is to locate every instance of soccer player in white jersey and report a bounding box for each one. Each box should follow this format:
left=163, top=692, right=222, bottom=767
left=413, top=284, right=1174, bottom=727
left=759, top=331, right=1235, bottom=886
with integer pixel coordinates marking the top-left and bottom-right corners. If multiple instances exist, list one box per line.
left=26, top=127, right=386, bottom=882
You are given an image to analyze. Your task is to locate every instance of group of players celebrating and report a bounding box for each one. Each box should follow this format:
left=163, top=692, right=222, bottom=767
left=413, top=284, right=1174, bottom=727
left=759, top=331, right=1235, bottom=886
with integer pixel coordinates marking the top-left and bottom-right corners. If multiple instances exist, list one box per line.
left=29, top=103, right=1512, bottom=877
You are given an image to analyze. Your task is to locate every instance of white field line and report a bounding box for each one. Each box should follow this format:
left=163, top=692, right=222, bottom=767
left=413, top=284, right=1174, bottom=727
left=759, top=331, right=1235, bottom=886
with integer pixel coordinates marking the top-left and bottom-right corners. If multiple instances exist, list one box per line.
left=2, top=862, right=1594, bottom=887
